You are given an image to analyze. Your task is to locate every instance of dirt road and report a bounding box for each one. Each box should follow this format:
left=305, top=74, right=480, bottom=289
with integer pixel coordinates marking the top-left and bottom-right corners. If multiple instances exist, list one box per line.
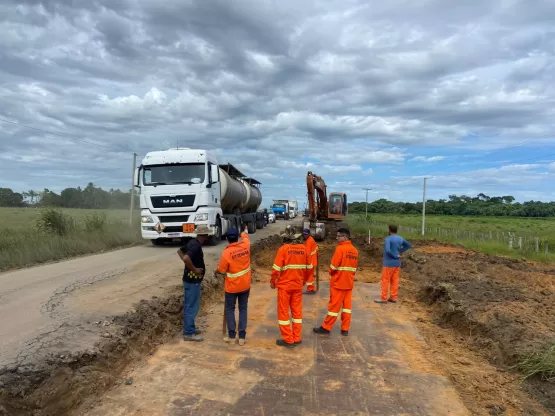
left=81, top=260, right=469, bottom=415
left=0, top=222, right=284, bottom=373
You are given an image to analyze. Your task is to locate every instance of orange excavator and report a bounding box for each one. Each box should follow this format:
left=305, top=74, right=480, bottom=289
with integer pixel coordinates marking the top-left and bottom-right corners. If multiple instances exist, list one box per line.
left=303, top=171, right=348, bottom=240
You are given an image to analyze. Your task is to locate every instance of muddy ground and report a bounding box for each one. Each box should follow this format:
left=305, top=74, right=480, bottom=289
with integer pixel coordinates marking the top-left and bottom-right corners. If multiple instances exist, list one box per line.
left=309, top=235, right=555, bottom=415
left=2, top=229, right=553, bottom=415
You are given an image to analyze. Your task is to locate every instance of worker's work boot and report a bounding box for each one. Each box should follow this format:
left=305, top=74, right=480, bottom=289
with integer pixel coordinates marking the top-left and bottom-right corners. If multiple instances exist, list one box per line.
left=294, top=340, right=302, bottom=345
left=387, top=298, right=397, bottom=303
left=183, top=334, right=203, bottom=342
left=341, top=330, right=348, bottom=336
left=238, top=338, right=246, bottom=346
left=374, top=299, right=388, bottom=304
left=303, top=290, right=316, bottom=295
left=276, top=339, right=296, bottom=348
left=313, top=326, right=330, bottom=335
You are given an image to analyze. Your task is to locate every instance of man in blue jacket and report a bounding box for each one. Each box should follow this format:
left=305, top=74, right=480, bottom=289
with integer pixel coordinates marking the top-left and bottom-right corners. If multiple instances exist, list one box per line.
left=375, top=224, right=411, bottom=304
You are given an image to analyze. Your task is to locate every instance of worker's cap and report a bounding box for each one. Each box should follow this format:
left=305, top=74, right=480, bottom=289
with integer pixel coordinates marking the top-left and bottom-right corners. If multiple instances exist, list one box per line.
left=194, top=225, right=211, bottom=236
left=302, top=228, right=310, bottom=235
left=225, top=228, right=239, bottom=238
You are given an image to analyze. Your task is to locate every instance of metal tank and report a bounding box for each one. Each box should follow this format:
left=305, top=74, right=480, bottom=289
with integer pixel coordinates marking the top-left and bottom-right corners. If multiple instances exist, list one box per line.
left=240, top=179, right=262, bottom=213
left=219, top=168, right=248, bottom=212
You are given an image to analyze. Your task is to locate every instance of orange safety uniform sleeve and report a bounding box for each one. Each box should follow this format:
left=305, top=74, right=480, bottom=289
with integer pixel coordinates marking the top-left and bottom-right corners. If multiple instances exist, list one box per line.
left=329, top=241, right=359, bottom=290
left=218, top=236, right=251, bottom=294
left=271, top=243, right=312, bottom=291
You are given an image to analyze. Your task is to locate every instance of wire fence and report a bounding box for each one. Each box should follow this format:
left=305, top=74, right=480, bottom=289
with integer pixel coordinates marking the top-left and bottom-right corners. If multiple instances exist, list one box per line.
left=357, top=219, right=553, bottom=256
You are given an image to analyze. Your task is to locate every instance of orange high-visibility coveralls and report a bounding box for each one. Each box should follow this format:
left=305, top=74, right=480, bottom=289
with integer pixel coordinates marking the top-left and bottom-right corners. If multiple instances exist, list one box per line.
left=304, top=235, right=318, bottom=293
left=216, top=230, right=251, bottom=294
left=322, top=240, right=359, bottom=332
left=270, top=243, right=312, bottom=344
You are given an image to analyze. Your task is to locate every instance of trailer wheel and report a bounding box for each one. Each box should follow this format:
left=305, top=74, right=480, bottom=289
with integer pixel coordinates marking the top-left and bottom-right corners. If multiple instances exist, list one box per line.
left=247, top=221, right=256, bottom=234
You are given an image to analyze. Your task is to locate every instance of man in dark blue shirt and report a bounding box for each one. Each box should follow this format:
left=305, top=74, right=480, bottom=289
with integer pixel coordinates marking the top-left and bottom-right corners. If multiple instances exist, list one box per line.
left=375, top=224, right=411, bottom=304
left=177, top=225, right=209, bottom=341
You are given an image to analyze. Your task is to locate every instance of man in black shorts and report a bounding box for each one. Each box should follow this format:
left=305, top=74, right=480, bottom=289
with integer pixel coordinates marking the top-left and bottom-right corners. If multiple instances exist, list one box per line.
left=177, top=225, right=210, bottom=342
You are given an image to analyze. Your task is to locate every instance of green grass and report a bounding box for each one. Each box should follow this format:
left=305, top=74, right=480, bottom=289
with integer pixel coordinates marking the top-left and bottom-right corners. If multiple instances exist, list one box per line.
left=348, top=213, right=555, bottom=262
left=516, top=341, right=555, bottom=381
left=0, top=207, right=143, bottom=271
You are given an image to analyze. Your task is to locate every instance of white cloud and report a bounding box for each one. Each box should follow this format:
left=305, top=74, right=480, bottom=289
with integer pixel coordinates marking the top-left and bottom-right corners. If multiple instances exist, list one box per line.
left=411, top=156, right=446, bottom=162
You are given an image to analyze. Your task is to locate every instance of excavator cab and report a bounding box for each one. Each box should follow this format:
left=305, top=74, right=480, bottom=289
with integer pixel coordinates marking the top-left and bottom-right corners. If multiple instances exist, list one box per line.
left=328, top=192, right=347, bottom=219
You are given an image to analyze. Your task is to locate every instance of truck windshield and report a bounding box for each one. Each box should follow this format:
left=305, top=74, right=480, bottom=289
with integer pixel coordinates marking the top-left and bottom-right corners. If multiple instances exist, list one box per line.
left=273, top=204, right=285, bottom=208
left=143, top=163, right=205, bottom=186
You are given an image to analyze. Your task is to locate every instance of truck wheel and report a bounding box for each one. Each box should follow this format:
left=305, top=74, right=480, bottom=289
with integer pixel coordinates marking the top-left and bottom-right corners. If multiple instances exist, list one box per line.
left=208, top=221, right=222, bottom=245
left=247, top=221, right=256, bottom=234
left=256, top=220, right=264, bottom=229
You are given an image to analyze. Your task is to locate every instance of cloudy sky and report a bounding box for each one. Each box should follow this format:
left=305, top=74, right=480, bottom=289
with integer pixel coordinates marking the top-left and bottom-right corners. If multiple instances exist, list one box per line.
left=1, top=0, right=555, bottom=208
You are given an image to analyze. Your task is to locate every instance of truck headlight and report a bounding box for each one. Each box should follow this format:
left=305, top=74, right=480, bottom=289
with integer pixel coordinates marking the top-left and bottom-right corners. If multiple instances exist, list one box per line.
left=141, top=216, right=155, bottom=223
left=194, top=213, right=208, bottom=221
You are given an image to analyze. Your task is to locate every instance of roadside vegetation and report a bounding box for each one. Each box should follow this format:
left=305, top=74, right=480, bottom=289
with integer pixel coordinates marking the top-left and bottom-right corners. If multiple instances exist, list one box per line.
left=0, top=208, right=143, bottom=271
left=348, top=213, right=555, bottom=262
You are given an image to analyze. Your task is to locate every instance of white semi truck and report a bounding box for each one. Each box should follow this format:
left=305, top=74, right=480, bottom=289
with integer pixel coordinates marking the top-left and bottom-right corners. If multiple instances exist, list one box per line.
left=134, top=148, right=265, bottom=245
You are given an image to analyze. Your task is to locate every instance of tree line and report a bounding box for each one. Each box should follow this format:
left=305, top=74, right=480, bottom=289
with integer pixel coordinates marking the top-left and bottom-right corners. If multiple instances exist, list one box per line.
left=349, top=193, right=555, bottom=217
left=0, top=183, right=137, bottom=210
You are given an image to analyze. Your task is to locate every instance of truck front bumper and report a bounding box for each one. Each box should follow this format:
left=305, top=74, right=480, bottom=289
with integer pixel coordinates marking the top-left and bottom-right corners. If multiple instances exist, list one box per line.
left=141, top=223, right=218, bottom=240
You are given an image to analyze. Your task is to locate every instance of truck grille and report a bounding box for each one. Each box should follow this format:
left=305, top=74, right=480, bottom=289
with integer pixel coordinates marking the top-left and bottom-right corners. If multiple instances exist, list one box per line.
left=158, top=215, right=189, bottom=223
left=151, top=195, right=195, bottom=208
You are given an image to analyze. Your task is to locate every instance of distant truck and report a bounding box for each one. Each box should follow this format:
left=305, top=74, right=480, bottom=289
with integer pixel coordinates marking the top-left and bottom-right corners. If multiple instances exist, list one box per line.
left=288, top=200, right=298, bottom=219
left=271, top=200, right=290, bottom=220
left=134, top=148, right=266, bottom=245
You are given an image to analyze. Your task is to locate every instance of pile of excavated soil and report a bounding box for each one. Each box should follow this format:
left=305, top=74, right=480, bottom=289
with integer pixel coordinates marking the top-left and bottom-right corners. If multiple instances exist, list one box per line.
left=400, top=244, right=555, bottom=413
left=0, top=235, right=285, bottom=416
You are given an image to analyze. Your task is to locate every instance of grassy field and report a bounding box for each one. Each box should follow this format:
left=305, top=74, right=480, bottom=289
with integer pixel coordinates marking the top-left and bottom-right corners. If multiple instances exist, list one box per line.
left=0, top=207, right=143, bottom=271
left=348, top=213, right=555, bottom=262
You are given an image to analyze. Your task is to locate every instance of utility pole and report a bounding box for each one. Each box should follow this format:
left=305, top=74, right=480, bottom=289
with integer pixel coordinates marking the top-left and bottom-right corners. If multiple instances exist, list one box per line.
left=129, top=152, right=137, bottom=225
left=362, top=187, right=372, bottom=220
left=421, top=177, right=427, bottom=235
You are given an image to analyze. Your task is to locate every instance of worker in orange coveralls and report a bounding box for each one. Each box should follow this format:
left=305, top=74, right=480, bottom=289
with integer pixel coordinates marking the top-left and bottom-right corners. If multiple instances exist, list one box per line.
left=216, top=224, right=251, bottom=346
left=270, top=227, right=312, bottom=348
left=313, top=227, right=358, bottom=336
left=302, top=228, right=318, bottom=295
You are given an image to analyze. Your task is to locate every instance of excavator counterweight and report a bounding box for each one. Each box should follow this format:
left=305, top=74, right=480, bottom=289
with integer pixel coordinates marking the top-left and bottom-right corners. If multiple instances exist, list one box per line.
left=304, top=171, right=348, bottom=241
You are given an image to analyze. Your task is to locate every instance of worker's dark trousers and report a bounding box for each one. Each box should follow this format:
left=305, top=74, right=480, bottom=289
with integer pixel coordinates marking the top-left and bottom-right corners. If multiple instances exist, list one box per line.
left=183, top=282, right=201, bottom=335
left=225, top=289, right=250, bottom=339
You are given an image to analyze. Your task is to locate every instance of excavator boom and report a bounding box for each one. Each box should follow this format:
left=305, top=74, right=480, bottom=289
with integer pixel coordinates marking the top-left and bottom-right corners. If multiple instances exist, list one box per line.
left=305, top=171, right=348, bottom=240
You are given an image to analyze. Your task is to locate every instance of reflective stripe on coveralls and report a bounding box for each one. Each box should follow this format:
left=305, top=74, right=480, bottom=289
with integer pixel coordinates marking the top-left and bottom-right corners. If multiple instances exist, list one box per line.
left=271, top=242, right=311, bottom=344
left=322, top=240, right=359, bottom=332
left=304, top=235, right=318, bottom=292
left=216, top=231, right=251, bottom=294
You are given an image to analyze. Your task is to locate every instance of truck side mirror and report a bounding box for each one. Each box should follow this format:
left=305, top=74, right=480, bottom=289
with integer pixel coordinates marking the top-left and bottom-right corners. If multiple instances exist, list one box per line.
left=134, top=168, right=140, bottom=187
left=210, top=164, right=219, bottom=184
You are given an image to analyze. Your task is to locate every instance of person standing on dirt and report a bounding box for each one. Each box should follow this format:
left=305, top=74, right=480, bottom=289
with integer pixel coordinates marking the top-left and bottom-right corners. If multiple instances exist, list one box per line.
left=216, top=224, right=251, bottom=346
left=177, top=225, right=210, bottom=342
left=270, top=227, right=312, bottom=348
left=313, top=227, right=358, bottom=336
left=302, top=228, right=318, bottom=295
left=375, top=224, right=411, bottom=304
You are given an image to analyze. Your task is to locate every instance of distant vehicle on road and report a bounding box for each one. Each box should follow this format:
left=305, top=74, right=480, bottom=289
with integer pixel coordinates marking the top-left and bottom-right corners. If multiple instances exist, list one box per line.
left=268, top=212, right=276, bottom=223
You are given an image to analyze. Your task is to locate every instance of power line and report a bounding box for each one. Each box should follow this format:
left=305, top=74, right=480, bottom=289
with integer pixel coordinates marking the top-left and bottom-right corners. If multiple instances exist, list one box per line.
left=0, top=117, right=122, bottom=151
left=471, top=131, right=555, bottom=159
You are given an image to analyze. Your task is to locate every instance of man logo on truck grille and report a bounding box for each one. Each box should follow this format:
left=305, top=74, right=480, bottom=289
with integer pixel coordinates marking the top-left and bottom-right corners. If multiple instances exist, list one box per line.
left=163, top=199, right=183, bottom=204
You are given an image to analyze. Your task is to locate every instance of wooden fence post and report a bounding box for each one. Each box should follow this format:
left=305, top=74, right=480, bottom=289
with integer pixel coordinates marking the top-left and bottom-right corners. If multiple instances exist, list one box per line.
left=535, top=238, right=539, bottom=252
